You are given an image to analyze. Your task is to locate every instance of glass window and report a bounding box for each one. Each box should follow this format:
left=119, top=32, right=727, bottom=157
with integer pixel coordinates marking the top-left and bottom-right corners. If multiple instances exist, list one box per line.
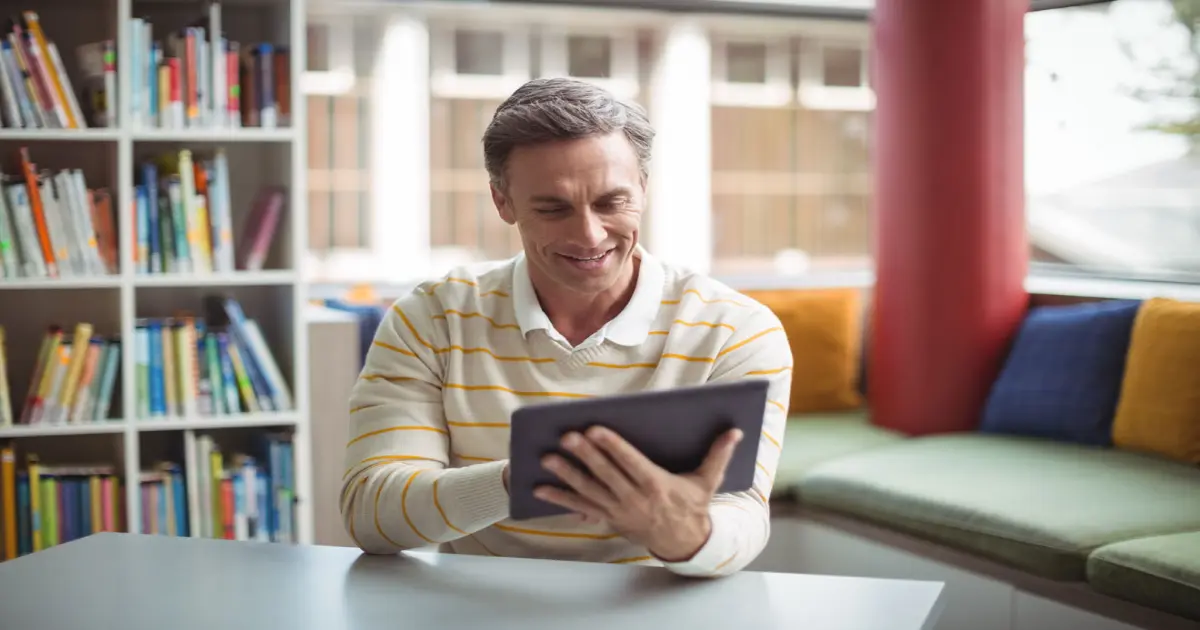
left=455, top=30, right=506, bottom=76
left=821, top=46, right=862, bottom=88
left=567, top=35, right=613, bottom=78
left=1024, top=0, right=1200, bottom=279
left=726, top=42, right=769, bottom=84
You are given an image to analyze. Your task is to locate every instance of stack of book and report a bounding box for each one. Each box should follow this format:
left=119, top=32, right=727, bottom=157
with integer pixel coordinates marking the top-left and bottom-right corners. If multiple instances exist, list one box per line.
left=134, top=295, right=292, bottom=419
left=0, top=147, right=118, bottom=280
left=0, top=443, right=125, bottom=561
left=133, top=147, right=284, bottom=275
left=0, top=12, right=93, bottom=129
left=191, top=432, right=296, bottom=543
left=0, top=323, right=121, bottom=428
left=128, top=2, right=291, bottom=129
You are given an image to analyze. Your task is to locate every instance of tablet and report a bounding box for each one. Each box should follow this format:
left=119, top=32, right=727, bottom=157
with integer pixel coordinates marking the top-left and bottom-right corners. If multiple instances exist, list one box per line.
left=507, top=379, right=770, bottom=521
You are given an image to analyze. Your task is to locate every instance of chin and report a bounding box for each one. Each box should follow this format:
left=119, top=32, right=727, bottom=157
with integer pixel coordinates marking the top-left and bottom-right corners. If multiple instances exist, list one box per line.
left=550, top=247, right=629, bottom=292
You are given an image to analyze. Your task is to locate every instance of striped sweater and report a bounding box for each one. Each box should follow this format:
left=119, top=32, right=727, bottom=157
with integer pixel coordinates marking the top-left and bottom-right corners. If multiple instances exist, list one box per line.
left=340, top=251, right=792, bottom=577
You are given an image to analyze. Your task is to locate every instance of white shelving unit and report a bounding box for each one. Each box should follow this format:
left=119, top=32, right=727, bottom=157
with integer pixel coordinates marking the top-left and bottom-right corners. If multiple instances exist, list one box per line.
left=0, top=0, right=311, bottom=549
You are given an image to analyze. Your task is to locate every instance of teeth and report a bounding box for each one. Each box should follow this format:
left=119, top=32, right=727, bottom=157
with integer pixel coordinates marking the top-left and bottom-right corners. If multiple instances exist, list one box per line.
left=570, top=253, right=605, bottom=261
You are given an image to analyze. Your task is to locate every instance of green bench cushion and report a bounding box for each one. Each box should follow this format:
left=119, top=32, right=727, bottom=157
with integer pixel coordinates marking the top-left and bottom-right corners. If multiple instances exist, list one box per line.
left=796, top=433, right=1200, bottom=580
left=1087, top=531, right=1200, bottom=622
left=771, top=411, right=903, bottom=499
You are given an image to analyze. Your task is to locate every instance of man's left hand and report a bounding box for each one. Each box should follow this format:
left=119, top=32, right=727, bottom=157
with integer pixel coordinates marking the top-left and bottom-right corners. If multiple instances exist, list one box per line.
left=534, top=426, right=743, bottom=563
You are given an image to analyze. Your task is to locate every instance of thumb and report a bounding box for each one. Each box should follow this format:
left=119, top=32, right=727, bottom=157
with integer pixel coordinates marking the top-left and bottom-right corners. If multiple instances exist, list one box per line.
left=695, top=429, right=743, bottom=492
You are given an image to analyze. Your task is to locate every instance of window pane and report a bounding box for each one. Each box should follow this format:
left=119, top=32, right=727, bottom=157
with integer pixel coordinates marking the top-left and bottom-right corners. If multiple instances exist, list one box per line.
left=456, top=30, right=506, bottom=76
left=822, top=46, right=862, bottom=87
left=711, top=96, right=872, bottom=275
left=568, top=35, right=612, bottom=78
left=1025, top=0, right=1200, bottom=279
left=726, top=42, right=768, bottom=84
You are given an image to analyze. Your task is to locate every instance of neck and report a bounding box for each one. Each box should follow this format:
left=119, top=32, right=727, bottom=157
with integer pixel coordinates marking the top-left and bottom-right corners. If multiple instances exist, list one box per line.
left=532, top=255, right=640, bottom=346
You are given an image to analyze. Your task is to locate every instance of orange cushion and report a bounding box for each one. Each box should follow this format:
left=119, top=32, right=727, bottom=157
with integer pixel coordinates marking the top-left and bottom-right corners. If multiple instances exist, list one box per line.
left=1111, top=297, right=1200, bottom=464
left=743, top=288, right=865, bottom=414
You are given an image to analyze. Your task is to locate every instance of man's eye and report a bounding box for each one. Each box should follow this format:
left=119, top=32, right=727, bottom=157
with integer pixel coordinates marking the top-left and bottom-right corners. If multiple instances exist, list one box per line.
left=535, top=207, right=566, bottom=215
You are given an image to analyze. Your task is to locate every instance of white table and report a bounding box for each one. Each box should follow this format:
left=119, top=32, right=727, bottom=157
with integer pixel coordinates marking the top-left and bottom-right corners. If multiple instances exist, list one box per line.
left=0, top=533, right=946, bottom=629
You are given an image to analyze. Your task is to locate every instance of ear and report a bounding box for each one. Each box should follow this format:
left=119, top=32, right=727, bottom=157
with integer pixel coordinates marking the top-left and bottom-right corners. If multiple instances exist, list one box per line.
left=491, top=184, right=516, bottom=225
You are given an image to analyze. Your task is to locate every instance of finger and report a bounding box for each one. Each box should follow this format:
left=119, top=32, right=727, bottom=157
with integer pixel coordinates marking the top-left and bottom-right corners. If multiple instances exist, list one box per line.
left=534, top=485, right=607, bottom=521
left=542, top=453, right=618, bottom=509
left=695, top=429, right=744, bottom=492
left=584, top=426, right=661, bottom=489
left=563, top=430, right=638, bottom=499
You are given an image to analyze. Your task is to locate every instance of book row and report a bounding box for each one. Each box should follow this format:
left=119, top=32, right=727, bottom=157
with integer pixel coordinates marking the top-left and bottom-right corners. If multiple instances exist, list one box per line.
left=0, top=148, right=117, bottom=280
left=0, top=12, right=92, bottom=130
left=129, top=3, right=292, bottom=131
left=0, top=433, right=297, bottom=561
left=0, top=323, right=121, bottom=428
left=136, top=295, right=293, bottom=420
left=134, top=148, right=284, bottom=276
left=0, top=146, right=286, bottom=281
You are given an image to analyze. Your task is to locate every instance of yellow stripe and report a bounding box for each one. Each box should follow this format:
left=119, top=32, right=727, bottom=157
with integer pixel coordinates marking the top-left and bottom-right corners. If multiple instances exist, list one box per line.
left=767, top=399, right=787, bottom=413
left=374, top=468, right=405, bottom=548
left=493, top=523, right=622, bottom=540
left=401, top=470, right=436, bottom=544
left=663, top=289, right=748, bottom=307
left=396, top=306, right=551, bottom=363
left=374, top=340, right=417, bottom=357
left=660, top=353, right=715, bottom=363
left=746, top=366, right=792, bottom=376
left=350, top=403, right=382, bottom=414
left=433, top=310, right=520, bottom=330
left=610, top=555, right=654, bottom=564
left=347, top=425, right=448, bottom=447
left=587, top=362, right=658, bottom=370
left=481, top=290, right=510, bottom=298
left=762, top=430, right=781, bottom=449
left=347, top=478, right=366, bottom=549
left=423, top=277, right=479, bottom=293
left=360, top=374, right=441, bottom=388
left=714, top=550, right=739, bottom=572
left=717, top=326, right=785, bottom=357
left=453, top=453, right=496, bottom=462
left=756, top=461, right=772, bottom=480
left=343, top=455, right=444, bottom=479
left=447, top=421, right=509, bottom=428
left=433, top=478, right=467, bottom=535
left=444, top=383, right=592, bottom=399
left=341, top=461, right=392, bottom=506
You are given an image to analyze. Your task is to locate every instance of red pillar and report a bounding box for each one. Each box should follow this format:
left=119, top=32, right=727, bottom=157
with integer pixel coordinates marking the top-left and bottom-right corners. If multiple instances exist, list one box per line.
left=868, top=0, right=1030, bottom=435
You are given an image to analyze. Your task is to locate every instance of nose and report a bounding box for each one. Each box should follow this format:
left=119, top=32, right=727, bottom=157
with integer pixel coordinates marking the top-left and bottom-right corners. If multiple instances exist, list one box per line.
left=569, top=208, right=607, bottom=249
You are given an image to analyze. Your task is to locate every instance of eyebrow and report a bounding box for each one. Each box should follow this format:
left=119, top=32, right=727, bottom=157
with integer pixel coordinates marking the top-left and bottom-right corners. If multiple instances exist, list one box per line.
left=528, top=188, right=635, bottom=205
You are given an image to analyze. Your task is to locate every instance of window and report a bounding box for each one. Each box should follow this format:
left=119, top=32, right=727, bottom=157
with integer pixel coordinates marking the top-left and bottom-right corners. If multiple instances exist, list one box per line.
left=797, top=38, right=874, bottom=111
left=538, top=29, right=639, bottom=100
left=710, top=32, right=873, bottom=276
left=305, top=16, right=374, bottom=266
left=430, top=23, right=531, bottom=99
left=710, top=35, right=791, bottom=107
left=1024, top=0, right=1200, bottom=280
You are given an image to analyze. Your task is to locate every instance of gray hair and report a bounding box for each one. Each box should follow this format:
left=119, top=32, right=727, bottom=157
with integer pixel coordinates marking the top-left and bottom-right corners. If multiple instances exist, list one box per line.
left=482, top=77, right=655, bottom=191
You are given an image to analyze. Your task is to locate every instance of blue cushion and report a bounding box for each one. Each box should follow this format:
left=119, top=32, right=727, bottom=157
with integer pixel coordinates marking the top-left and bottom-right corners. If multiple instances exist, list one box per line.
left=980, top=299, right=1142, bottom=446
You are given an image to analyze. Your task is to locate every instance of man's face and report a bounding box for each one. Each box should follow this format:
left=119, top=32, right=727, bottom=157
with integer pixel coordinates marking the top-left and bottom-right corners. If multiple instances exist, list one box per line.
left=491, top=132, right=644, bottom=296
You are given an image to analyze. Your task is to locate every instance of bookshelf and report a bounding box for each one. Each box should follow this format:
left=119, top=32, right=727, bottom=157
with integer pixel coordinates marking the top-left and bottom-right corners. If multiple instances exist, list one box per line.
left=0, top=0, right=310, bottom=557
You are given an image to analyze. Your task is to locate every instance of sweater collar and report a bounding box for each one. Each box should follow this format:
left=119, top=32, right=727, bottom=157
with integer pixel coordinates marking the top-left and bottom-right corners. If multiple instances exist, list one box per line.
left=511, top=246, right=663, bottom=348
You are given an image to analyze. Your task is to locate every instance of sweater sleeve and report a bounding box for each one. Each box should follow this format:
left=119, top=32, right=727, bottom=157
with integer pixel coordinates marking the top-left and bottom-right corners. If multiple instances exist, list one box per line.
left=659, top=305, right=793, bottom=578
left=340, top=290, right=511, bottom=554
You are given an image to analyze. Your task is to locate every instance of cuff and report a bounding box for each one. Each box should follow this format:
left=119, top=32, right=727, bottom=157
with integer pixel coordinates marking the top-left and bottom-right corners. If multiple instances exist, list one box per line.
left=440, top=459, right=511, bottom=532
left=659, top=508, right=738, bottom=577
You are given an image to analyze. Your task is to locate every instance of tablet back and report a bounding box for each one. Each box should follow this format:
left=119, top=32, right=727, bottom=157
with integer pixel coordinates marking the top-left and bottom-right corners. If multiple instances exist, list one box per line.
left=508, top=379, right=770, bottom=521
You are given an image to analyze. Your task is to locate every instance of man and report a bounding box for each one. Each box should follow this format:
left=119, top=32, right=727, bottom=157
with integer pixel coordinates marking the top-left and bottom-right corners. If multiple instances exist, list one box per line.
left=341, top=77, right=792, bottom=577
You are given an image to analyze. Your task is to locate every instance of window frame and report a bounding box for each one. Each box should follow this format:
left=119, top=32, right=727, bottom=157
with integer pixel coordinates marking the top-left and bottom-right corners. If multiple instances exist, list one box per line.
left=303, top=15, right=357, bottom=96
left=709, top=34, right=793, bottom=107
left=429, top=21, right=533, bottom=100
left=797, top=37, right=875, bottom=111
left=537, top=26, right=640, bottom=101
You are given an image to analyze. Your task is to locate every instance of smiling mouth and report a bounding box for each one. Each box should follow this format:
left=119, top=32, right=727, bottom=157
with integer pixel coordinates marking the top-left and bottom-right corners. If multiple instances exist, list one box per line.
left=558, top=249, right=613, bottom=270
